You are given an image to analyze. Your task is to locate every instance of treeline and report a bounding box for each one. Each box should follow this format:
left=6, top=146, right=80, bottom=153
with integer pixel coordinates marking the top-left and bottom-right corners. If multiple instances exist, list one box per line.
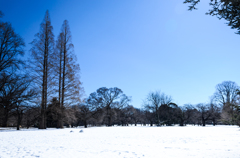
left=73, top=81, right=240, bottom=128
left=1, top=10, right=240, bottom=130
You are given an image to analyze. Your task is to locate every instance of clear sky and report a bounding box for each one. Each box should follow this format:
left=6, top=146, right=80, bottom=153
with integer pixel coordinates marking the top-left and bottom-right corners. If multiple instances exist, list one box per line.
left=1, top=0, right=240, bottom=108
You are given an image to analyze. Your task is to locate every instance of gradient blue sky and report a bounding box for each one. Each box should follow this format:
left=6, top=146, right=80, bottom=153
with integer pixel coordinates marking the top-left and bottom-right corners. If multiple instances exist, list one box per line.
left=1, top=0, right=240, bottom=108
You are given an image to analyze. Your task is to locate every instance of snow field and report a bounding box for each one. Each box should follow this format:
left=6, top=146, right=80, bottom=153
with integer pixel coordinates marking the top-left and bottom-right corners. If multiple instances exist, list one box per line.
left=0, top=125, right=240, bottom=158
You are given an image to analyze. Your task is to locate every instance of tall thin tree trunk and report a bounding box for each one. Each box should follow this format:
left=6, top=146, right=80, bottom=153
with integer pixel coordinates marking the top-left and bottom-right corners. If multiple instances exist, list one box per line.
left=40, top=22, right=48, bottom=129
left=60, top=31, right=66, bottom=129
left=180, top=119, right=184, bottom=126
left=16, top=108, right=22, bottom=130
left=156, top=108, right=160, bottom=126
left=202, top=117, right=206, bottom=126
left=40, top=49, right=46, bottom=129
left=212, top=118, right=216, bottom=126
left=57, top=43, right=62, bottom=128
left=44, top=30, right=49, bottom=129
left=3, top=108, right=8, bottom=127
left=231, top=105, right=234, bottom=125
left=84, top=120, right=87, bottom=128
left=17, top=114, right=20, bottom=130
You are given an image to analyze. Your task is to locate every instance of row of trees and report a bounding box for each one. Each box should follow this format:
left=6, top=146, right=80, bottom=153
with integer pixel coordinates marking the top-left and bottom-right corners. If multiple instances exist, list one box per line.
left=0, top=10, right=83, bottom=130
left=2, top=81, right=239, bottom=129
left=141, top=81, right=240, bottom=127
left=52, top=81, right=240, bottom=128
left=74, top=81, right=240, bottom=127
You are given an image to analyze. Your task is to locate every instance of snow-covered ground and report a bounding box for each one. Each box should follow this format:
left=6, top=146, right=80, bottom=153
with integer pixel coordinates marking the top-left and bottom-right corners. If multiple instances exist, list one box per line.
left=1, top=125, right=240, bottom=158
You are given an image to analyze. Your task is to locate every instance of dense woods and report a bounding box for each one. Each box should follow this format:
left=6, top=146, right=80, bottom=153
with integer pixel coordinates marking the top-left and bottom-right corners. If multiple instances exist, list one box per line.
left=1, top=10, right=240, bottom=130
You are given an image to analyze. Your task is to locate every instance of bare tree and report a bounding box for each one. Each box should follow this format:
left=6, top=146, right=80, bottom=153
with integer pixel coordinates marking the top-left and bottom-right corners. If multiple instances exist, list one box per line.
left=143, top=91, right=173, bottom=126
left=74, top=98, right=103, bottom=128
left=143, top=91, right=162, bottom=126
left=196, top=103, right=211, bottom=126
left=131, top=107, right=143, bottom=126
left=75, top=103, right=91, bottom=128
left=29, top=10, right=55, bottom=129
left=55, top=20, right=84, bottom=128
left=0, top=20, right=25, bottom=73
left=63, top=105, right=78, bottom=127
left=22, top=105, right=40, bottom=128
left=0, top=73, right=35, bottom=129
left=0, top=73, right=16, bottom=127
left=214, top=81, right=238, bottom=105
left=14, top=89, right=36, bottom=130
left=209, top=98, right=221, bottom=126
left=0, top=11, right=28, bottom=128
left=88, top=87, right=131, bottom=126
left=144, top=110, right=155, bottom=126
left=214, top=81, right=239, bottom=124
left=118, top=105, right=136, bottom=126
left=177, top=104, right=194, bottom=126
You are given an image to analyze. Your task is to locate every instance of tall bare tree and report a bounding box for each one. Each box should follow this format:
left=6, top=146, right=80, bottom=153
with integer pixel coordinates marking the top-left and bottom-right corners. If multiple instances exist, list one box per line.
left=29, top=10, right=55, bottom=129
left=55, top=20, right=83, bottom=128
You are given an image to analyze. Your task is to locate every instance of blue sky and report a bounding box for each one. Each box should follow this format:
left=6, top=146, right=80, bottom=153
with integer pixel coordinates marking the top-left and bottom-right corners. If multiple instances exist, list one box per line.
left=1, top=0, right=240, bottom=108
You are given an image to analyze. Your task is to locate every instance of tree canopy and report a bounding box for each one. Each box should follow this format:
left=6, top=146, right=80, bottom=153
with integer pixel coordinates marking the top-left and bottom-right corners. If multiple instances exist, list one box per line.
left=184, top=0, right=240, bottom=34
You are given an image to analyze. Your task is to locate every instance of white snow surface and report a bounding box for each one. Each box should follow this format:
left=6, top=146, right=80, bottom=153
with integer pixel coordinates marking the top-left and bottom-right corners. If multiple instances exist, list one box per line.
left=1, top=125, right=240, bottom=158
